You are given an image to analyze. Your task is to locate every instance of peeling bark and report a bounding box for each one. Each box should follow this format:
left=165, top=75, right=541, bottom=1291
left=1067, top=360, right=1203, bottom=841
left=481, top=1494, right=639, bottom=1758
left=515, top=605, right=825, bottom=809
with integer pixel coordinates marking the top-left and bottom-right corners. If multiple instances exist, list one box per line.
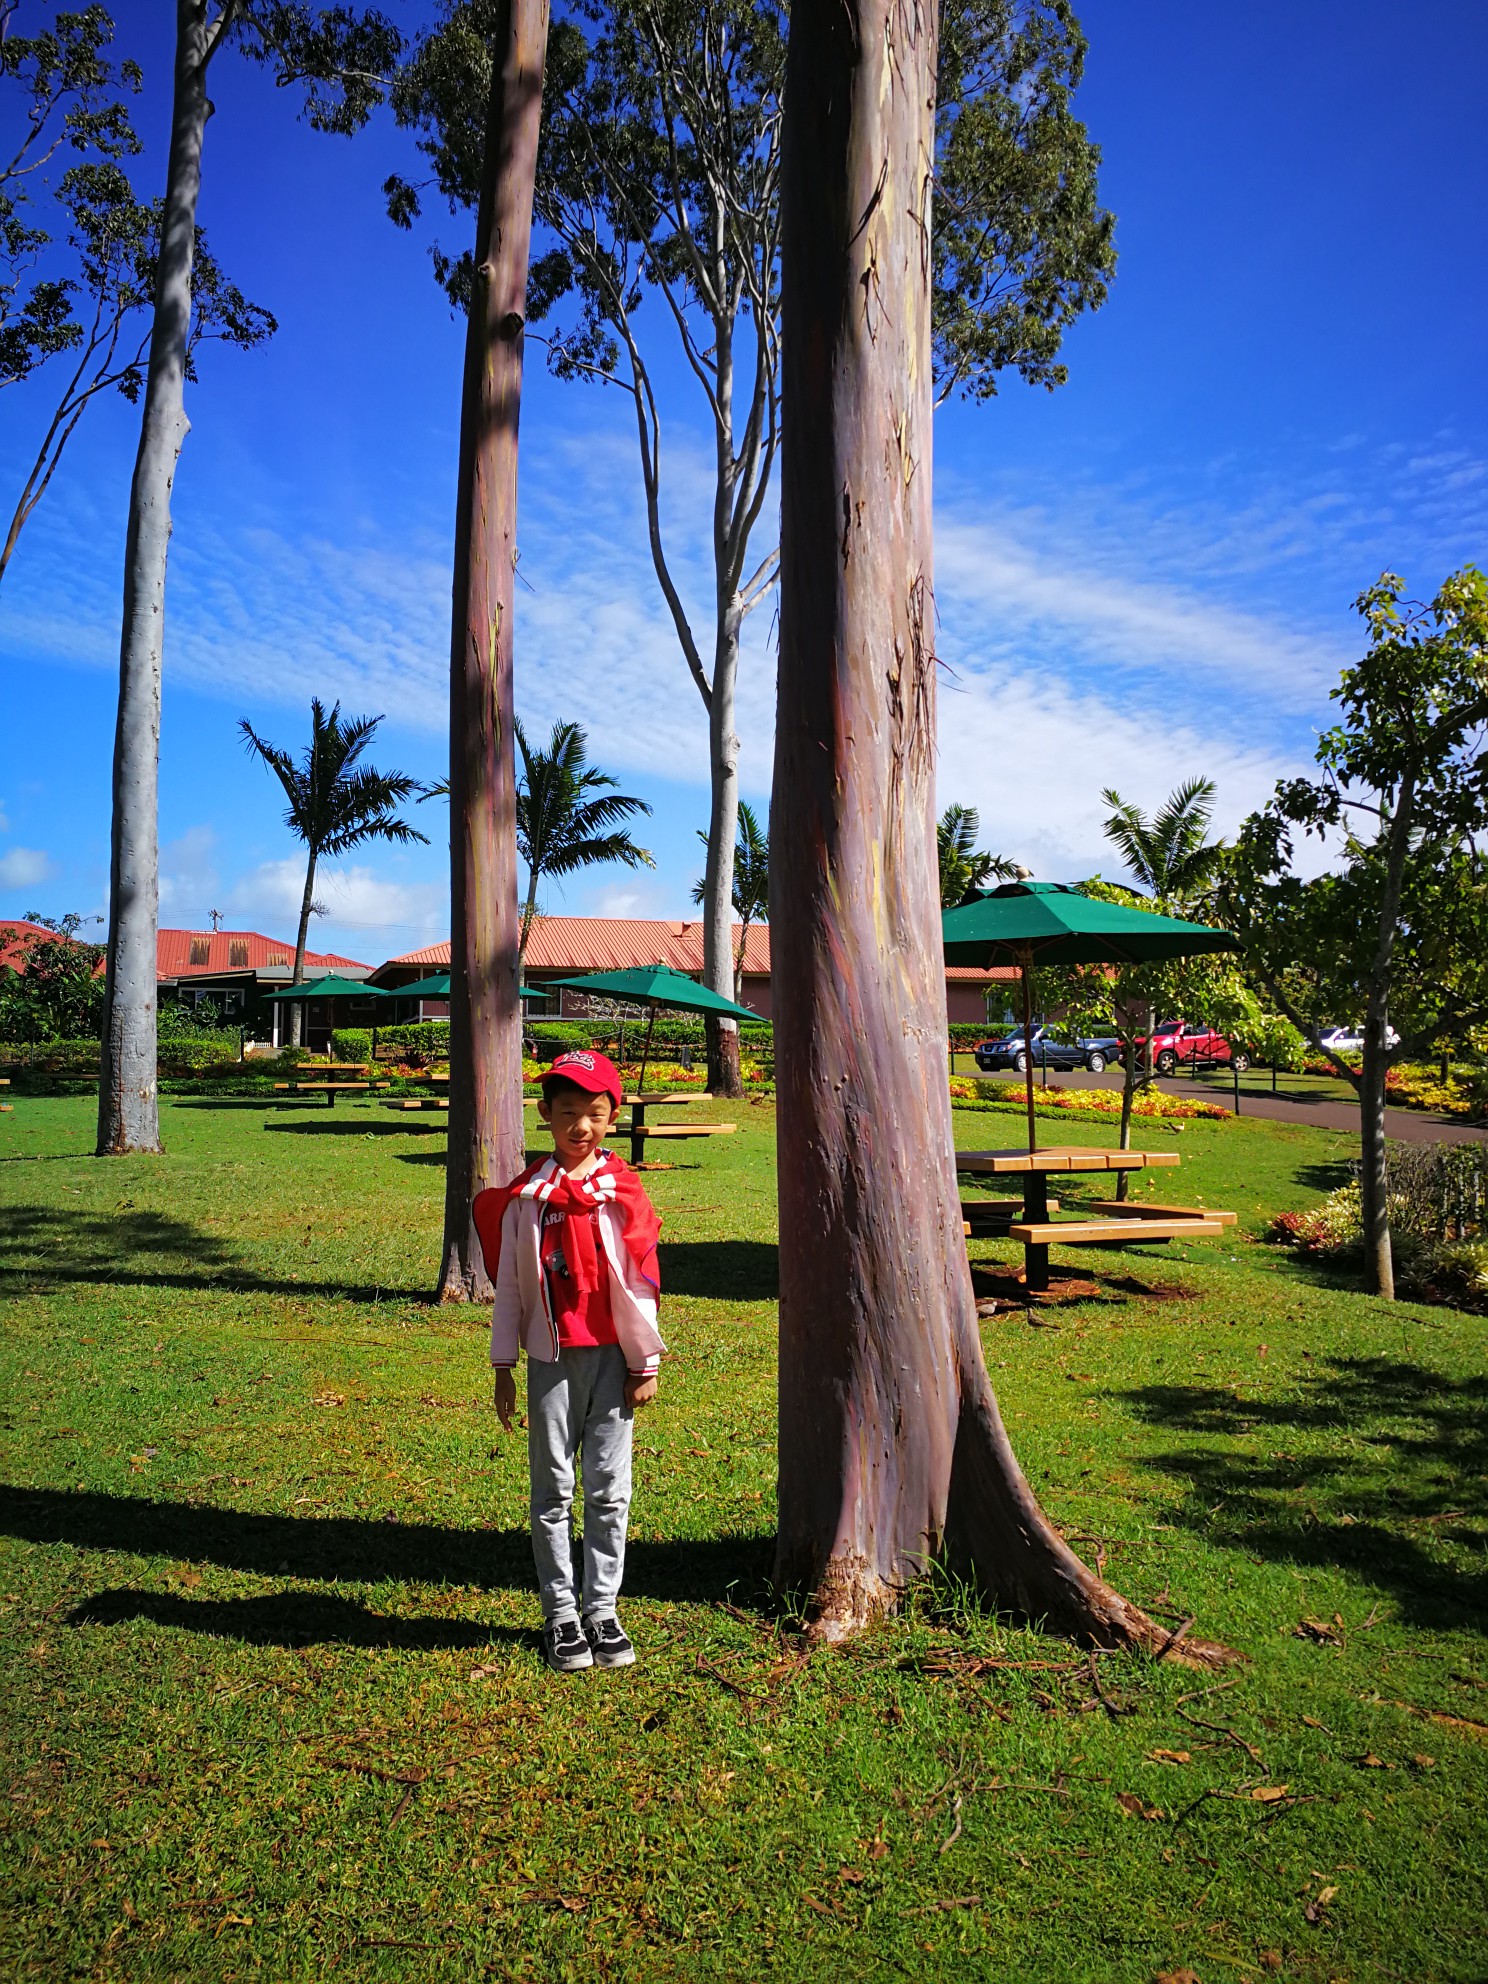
left=439, top=0, right=549, bottom=1302
left=772, top=0, right=1234, bottom=1665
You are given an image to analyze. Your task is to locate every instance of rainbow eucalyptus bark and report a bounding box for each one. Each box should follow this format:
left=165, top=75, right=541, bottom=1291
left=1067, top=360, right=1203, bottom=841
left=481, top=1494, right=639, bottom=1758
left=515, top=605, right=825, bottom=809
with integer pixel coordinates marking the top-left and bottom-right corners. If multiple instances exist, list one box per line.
left=772, top=0, right=1231, bottom=1662
left=97, top=0, right=217, bottom=1157
left=439, top=0, right=549, bottom=1301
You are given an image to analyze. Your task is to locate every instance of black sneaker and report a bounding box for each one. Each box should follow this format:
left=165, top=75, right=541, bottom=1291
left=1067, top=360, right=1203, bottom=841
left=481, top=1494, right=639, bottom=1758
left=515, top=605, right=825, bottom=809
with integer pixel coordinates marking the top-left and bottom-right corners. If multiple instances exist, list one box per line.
left=542, top=1618, right=593, bottom=1673
left=583, top=1615, right=635, bottom=1668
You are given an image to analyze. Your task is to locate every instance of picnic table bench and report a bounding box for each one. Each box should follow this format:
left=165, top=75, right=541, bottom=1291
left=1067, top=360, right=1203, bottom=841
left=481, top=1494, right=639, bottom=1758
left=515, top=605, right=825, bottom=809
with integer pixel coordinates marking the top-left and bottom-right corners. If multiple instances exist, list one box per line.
left=274, top=1080, right=390, bottom=1107
left=955, top=1145, right=1231, bottom=1290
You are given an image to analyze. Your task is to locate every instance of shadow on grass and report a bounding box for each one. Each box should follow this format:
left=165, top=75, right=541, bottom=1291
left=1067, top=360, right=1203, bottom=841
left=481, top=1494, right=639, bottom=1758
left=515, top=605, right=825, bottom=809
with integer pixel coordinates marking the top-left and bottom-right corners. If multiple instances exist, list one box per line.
left=0, top=1485, right=776, bottom=1622
left=262, top=1118, right=447, bottom=1137
left=68, top=1588, right=524, bottom=1652
left=1118, top=1356, right=1488, bottom=1628
left=0, top=1204, right=420, bottom=1306
left=1294, top=1159, right=1356, bottom=1193
left=657, top=1239, right=778, bottom=1301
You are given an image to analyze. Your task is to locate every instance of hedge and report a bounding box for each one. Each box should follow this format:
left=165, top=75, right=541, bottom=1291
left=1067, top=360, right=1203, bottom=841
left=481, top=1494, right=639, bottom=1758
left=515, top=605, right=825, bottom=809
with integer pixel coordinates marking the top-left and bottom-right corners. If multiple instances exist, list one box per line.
left=377, top=1022, right=450, bottom=1062
left=331, top=1028, right=373, bottom=1062
left=1, top=1036, right=242, bottom=1075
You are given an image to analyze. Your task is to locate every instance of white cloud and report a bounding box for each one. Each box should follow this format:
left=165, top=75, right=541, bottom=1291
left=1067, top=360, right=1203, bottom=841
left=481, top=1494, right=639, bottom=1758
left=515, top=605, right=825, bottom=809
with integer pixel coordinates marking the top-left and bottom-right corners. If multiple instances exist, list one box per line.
left=0, top=846, right=56, bottom=890
left=224, top=856, right=447, bottom=965
left=158, top=825, right=221, bottom=920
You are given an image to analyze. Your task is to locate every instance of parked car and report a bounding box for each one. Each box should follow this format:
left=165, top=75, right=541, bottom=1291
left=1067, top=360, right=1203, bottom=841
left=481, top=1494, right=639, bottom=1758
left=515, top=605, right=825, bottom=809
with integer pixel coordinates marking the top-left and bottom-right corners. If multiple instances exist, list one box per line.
left=1124, top=1019, right=1251, bottom=1077
left=974, top=1025, right=1119, bottom=1075
left=1317, top=1024, right=1399, bottom=1055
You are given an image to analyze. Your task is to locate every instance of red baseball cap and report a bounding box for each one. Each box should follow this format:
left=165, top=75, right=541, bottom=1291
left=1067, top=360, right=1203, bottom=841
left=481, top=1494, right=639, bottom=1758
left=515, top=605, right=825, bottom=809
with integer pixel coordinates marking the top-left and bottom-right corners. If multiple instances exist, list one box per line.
left=542, top=1048, right=623, bottom=1109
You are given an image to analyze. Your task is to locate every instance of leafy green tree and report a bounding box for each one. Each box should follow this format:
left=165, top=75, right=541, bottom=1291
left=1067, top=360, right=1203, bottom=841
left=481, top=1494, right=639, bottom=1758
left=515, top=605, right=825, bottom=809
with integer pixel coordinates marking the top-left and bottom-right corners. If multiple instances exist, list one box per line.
left=96, top=0, right=401, bottom=1155
left=936, top=802, right=1015, bottom=908
left=386, top=0, right=1114, bottom=1096
left=240, top=699, right=427, bottom=1043
left=1220, top=567, right=1488, bottom=1299
left=0, top=910, right=105, bottom=1041
left=514, top=718, right=654, bottom=964
left=1100, top=776, right=1221, bottom=906
left=692, top=797, right=766, bottom=997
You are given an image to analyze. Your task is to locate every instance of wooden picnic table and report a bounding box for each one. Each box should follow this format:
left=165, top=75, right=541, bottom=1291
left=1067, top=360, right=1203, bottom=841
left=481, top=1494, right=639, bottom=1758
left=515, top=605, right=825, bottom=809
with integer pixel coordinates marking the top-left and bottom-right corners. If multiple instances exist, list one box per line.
left=954, top=1144, right=1224, bottom=1291
left=274, top=1079, right=391, bottom=1107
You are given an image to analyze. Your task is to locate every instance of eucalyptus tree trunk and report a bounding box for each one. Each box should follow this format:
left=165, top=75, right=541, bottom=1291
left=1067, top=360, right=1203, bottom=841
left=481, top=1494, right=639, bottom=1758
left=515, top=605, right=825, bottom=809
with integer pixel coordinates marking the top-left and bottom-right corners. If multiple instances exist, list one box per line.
left=439, top=0, right=549, bottom=1302
left=772, top=0, right=1231, bottom=1663
left=702, top=595, right=743, bottom=1094
left=97, top=0, right=216, bottom=1156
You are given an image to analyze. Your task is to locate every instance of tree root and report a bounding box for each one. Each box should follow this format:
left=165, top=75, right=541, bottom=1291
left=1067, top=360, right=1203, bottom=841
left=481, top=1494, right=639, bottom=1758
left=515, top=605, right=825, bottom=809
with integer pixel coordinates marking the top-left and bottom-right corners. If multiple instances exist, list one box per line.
left=941, top=1352, right=1244, bottom=1672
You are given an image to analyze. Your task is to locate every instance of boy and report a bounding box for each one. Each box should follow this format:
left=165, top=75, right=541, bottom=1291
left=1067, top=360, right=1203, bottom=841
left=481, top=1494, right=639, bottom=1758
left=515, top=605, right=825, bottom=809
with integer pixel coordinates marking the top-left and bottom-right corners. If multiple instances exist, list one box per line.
left=472, top=1049, right=664, bottom=1674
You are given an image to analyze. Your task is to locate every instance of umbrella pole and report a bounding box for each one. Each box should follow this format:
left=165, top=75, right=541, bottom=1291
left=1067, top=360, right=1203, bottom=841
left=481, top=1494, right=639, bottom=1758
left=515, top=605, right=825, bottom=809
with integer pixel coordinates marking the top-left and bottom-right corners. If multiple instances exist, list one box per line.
left=1019, top=948, right=1038, bottom=1155
left=638, top=1003, right=658, bottom=1093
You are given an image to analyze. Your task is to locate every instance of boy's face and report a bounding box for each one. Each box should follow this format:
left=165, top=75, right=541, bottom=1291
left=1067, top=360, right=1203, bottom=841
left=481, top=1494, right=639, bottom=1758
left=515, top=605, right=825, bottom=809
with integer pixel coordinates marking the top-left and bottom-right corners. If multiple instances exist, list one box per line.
left=539, top=1084, right=616, bottom=1169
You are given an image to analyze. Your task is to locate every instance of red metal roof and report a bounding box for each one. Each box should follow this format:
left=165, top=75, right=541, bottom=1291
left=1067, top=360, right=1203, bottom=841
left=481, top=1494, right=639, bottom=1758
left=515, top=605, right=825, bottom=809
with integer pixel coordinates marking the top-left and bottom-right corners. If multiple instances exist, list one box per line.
left=157, top=929, right=368, bottom=978
left=0, top=919, right=71, bottom=971
left=375, top=917, right=1012, bottom=985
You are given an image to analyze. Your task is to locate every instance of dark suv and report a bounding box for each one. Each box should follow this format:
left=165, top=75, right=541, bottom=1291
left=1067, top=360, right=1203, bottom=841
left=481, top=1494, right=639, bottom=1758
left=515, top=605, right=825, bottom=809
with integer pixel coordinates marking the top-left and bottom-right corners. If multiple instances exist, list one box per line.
left=974, top=1025, right=1118, bottom=1075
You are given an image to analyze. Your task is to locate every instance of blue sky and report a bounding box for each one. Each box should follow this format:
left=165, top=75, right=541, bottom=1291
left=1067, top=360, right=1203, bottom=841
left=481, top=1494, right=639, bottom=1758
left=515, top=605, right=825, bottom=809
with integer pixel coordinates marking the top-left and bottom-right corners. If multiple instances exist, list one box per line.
left=2, top=0, right=1484, bottom=967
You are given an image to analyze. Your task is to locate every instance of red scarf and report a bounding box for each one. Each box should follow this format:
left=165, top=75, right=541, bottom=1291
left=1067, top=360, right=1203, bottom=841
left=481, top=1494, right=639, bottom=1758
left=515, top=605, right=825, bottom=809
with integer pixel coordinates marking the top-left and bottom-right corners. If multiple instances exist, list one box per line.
left=473, top=1153, right=661, bottom=1296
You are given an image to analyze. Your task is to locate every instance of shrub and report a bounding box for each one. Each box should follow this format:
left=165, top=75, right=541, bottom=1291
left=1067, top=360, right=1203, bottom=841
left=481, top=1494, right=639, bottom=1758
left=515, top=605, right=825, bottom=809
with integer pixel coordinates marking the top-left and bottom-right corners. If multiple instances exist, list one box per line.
left=529, top=1022, right=602, bottom=1060
left=331, top=1028, right=373, bottom=1063
left=377, top=1022, right=450, bottom=1065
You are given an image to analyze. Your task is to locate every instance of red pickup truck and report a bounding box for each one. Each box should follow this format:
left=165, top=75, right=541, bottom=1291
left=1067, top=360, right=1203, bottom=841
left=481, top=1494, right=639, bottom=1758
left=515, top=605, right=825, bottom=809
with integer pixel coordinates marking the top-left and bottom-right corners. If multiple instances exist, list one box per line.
left=1124, top=1019, right=1251, bottom=1077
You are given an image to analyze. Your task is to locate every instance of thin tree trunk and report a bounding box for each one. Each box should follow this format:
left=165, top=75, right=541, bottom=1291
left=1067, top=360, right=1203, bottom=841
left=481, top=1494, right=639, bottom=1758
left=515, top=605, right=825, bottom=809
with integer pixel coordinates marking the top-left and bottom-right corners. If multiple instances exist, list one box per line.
left=1113, top=1000, right=1148, bottom=1201
left=289, top=846, right=318, bottom=1050
left=97, top=0, right=214, bottom=1158
left=1358, top=768, right=1415, bottom=1300
left=1359, top=1001, right=1393, bottom=1299
left=773, top=0, right=1232, bottom=1663
left=703, top=604, right=743, bottom=1094
left=439, top=0, right=549, bottom=1303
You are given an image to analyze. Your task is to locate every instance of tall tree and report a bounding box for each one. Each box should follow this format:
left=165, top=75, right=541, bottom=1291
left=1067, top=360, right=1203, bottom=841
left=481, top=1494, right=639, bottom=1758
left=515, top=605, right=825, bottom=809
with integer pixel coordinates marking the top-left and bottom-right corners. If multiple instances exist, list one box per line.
left=936, top=801, right=1013, bottom=908
left=94, top=0, right=400, bottom=1156
left=516, top=717, right=654, bottom=961
left=239, top=699, right=427, bottom=1042
left=772, top=0, right=1222, bottom=1659
left=0, top=8, right=274, bottom=585
left=387, top=0, right=1114, bottom=1099
left=692, top=797, right=767, bottom=999
left=1221, top=568, right=1488, bottom=1299
left=437, top=0, right=550, bottom=1303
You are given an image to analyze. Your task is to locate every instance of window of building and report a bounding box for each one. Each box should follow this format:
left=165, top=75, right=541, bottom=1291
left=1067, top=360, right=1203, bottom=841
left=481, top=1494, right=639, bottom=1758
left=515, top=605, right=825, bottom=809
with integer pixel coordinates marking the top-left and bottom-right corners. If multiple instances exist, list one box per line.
left=229, top=939, right=248, bottom=968
left=189, top=937, right=210, bottom=966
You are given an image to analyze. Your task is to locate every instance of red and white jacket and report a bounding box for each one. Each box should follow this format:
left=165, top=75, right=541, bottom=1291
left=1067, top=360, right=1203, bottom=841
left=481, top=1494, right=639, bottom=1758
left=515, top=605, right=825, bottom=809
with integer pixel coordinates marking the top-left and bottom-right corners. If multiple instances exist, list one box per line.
left=474, top=1153, right=665, bottom=1378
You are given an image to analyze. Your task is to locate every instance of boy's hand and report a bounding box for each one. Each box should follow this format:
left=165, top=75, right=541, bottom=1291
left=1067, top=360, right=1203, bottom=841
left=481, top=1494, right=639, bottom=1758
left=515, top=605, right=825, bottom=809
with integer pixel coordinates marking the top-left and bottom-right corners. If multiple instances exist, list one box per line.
left=625, top=1373, right=658, bottom=1410
left=492, top=1368, right=517, bottom=1432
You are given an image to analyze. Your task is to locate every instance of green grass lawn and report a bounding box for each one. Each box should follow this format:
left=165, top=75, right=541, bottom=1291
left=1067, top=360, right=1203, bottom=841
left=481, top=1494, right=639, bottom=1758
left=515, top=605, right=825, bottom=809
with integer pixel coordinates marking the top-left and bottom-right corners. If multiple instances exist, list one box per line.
left=1, top=1095, right=1484, bottom=1983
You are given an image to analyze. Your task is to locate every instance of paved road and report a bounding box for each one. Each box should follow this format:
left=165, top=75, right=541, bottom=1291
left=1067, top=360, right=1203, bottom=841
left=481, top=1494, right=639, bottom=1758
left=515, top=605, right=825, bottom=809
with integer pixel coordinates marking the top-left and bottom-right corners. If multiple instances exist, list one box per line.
left=969, top=1067, right=1487, bottom=1145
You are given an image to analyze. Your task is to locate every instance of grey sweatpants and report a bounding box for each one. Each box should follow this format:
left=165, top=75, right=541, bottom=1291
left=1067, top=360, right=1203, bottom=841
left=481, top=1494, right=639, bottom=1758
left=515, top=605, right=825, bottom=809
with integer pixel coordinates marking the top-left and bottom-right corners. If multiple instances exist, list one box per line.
left=526, top=1344, right=634, bottom=1624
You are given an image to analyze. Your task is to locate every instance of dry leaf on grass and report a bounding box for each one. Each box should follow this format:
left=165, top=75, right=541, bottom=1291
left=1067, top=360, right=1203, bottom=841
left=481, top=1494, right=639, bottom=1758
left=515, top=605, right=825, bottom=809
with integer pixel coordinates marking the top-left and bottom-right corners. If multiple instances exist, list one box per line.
left=1249, top=1784, right=1291, bottom=1802
left=1155, top=1969, right=1202, bottom=1984
left=1294, top=1616, right=1344, bottom=1645
left=1145, top=1749, right=1192, bottom=1765
left=1116, top=1791, right=1164, bottom=1821
left=311, top=1391, right=345, bottom=1408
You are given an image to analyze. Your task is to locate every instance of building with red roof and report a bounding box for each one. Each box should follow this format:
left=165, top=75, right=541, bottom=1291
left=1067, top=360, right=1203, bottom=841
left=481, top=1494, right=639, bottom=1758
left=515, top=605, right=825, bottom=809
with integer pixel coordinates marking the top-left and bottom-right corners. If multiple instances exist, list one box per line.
left=370, top=917, right=1014, bottom=1024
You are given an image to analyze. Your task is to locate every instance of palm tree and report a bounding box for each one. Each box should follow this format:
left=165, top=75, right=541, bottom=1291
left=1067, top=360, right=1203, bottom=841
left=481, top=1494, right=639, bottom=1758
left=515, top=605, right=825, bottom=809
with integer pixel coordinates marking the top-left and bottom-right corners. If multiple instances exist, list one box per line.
left=515, top=721, right=654, bottom=964
left=240, top=700, right=428, bottom=1043
left=937, top=803, right=1016, bottom=909
left=1100, top=777, right=1221, bottom=907
left=692, top=800, right=768, bottom=999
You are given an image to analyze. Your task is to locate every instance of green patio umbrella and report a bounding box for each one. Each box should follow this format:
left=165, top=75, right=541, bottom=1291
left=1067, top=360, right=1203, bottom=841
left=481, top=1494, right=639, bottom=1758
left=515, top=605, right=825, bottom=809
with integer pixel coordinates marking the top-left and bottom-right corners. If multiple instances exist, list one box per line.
left=264, top=973, right=389, bottom=1057
left=264, top=973, right=390, bottom=1002
left=942, top=882, right=1239, bottom=1152
left=547, top=963, right=759, bottom=1088
left=395, top=973, right=543, bottom=1001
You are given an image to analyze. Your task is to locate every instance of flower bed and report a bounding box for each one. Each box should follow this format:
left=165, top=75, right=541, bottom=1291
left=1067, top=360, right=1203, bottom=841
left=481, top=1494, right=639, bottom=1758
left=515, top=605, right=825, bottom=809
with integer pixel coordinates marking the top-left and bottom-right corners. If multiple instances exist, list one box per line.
left=1301, top=1056, right=1484, bottom=1118
left=952, top=1079, right=1229, bottom=1122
